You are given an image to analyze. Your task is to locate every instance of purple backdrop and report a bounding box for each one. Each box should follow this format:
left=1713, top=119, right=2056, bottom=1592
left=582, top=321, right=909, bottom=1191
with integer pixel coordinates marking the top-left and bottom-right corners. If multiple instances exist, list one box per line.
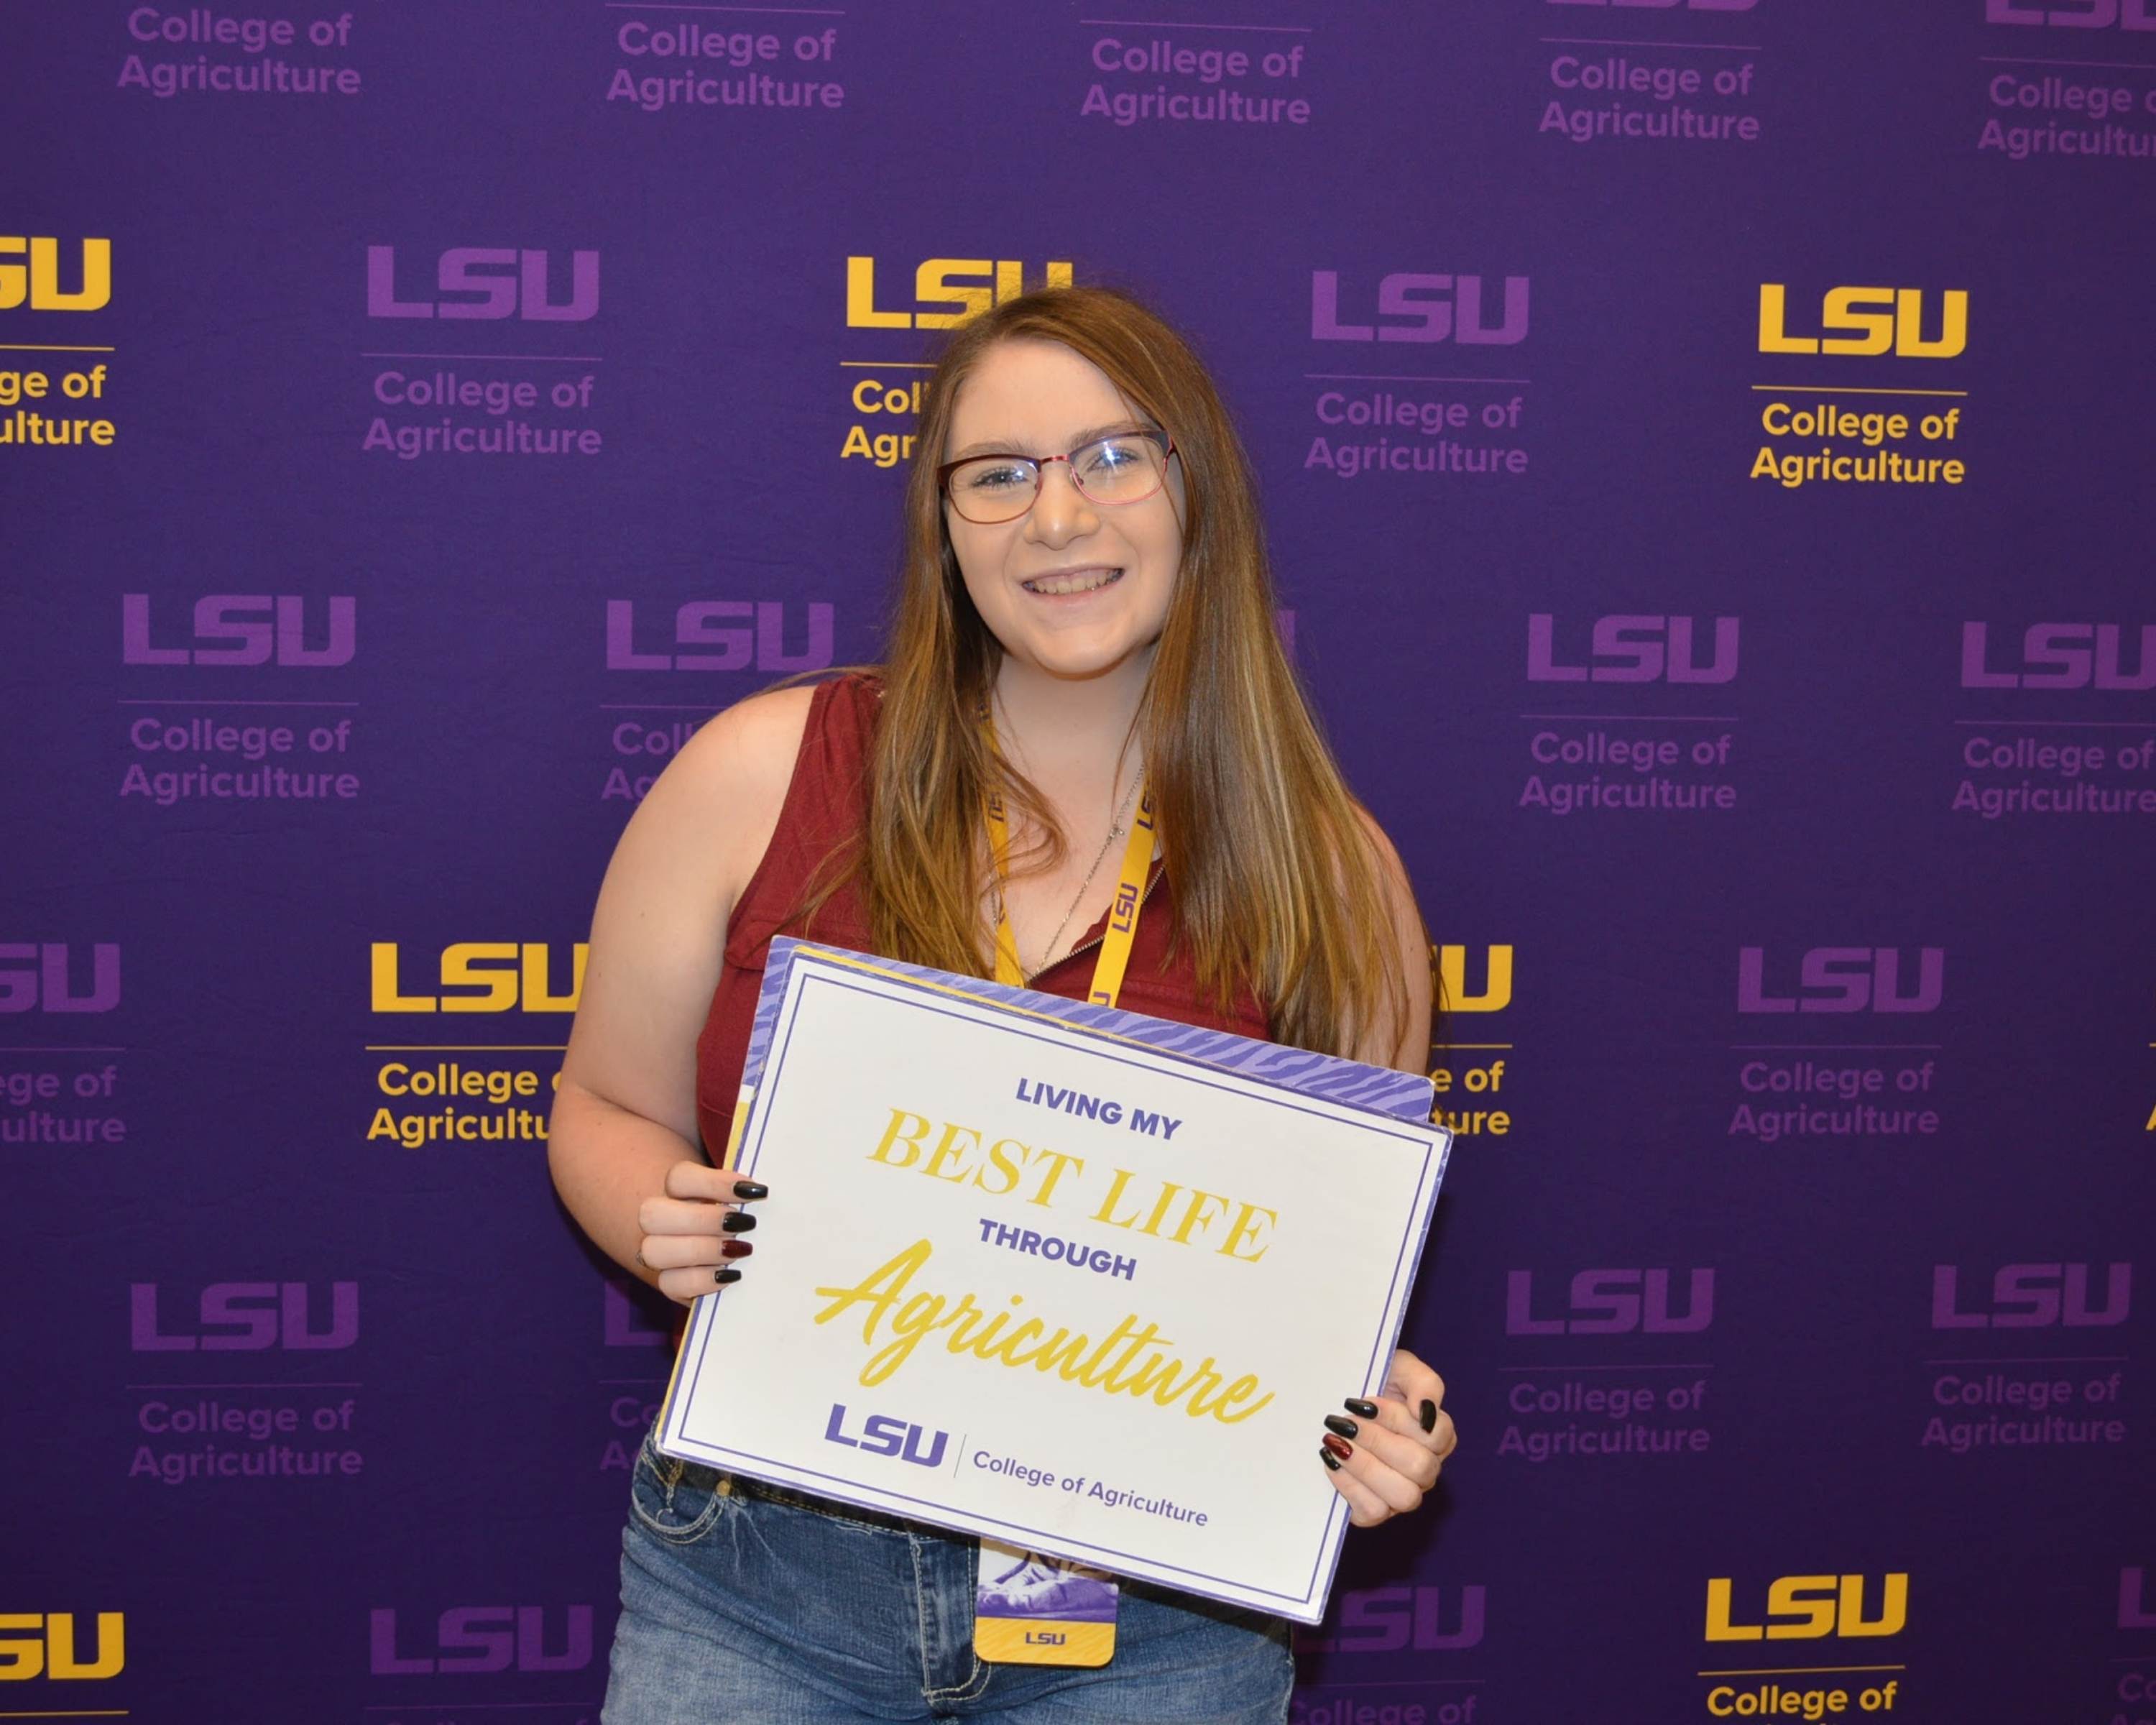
left=4, top=2, right=2153, bottom=1721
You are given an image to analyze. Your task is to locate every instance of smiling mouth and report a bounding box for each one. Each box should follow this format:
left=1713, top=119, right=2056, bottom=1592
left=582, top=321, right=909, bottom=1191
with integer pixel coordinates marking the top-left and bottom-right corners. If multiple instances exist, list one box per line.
left=1021, top=567, right=1123, bottom=597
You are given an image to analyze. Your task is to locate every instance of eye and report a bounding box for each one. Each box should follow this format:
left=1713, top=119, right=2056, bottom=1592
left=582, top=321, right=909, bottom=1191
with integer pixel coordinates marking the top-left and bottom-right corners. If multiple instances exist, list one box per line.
left=963, top=461, right=1031, bottom=491
left=1084, top=440, right=1143, bottom=474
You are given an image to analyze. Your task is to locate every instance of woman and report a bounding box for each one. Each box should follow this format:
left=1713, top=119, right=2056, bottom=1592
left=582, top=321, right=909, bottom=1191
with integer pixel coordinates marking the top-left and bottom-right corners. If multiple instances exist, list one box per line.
left=550, top=285, right=1457, bottom=1722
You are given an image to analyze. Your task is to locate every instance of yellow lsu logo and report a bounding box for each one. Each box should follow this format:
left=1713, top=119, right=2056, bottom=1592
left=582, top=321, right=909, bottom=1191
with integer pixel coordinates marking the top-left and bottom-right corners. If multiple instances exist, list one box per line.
left=1758, top=285, right=1967, bottom=358
left=0, top=1613, right=124, bottom=1680
left=0, top=238, right=111, bottom=312
left=847, top=256, right=1074, bottom=329
left=1705, top=1575, right=1908, bottom=1642
left=370, top=943, right=586, bottom=1013
left=1434, top=944, right=1513, bottom=1014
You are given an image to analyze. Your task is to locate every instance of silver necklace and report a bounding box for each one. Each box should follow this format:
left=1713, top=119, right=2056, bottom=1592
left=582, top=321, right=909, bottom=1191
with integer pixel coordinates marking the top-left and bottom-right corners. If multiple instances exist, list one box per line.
left=1008, top=771, right=1143, bottom=980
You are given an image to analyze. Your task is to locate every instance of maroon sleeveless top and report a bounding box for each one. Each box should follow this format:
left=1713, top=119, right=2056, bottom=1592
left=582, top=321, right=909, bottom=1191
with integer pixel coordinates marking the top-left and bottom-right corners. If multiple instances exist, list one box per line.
left=692, top=673, right=1273, bottom=1158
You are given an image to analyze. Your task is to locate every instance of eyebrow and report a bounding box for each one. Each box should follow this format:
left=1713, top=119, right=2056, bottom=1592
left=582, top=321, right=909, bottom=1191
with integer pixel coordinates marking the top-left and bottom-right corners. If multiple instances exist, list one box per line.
left=945, top=420, right=1149, bottom=464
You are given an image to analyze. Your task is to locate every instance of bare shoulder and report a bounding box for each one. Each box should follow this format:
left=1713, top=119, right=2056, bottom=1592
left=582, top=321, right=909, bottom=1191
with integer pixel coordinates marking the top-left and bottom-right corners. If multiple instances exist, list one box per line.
left=1353, top=802, right=1405, bottom=863
left=562, top=681, right=824, bottom=1133
left=659, top=681, right=819, bottom=803
left=1345, top=802, right=1432, bottom=1072
left=1349, top=804, right=1425, bottom=961
left=627, top=682, right=820, bottom=886
left=1350, top=804, right=1415, bottom=901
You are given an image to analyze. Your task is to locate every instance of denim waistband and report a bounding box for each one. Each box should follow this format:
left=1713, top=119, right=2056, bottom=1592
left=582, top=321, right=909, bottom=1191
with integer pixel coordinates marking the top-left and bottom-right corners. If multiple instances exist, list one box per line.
left=720, top=1468, right=949, bottom=1539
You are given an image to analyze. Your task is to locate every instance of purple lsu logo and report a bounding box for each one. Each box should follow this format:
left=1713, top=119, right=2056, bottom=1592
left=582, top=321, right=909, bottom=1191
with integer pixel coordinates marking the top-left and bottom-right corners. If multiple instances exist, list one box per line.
left=604, top=1279, right=670, bottom=1347
left=369, top=1606, right=594, bottom=1675
left=1311, top=272, right=1529, bottom=346
left=131, top=1281, right=359, bottom=1351
left=2125, top=1568, right=2156, bottom=1629
left=1506, top=1269, right=1715, bottom=1335
left=1990, top=0, right=2156, bottom=27
left=0, top=944, right=119, bottom=1013
left=606, top=600, right=835, bottom=673
left=123, top=594, right=355, bottom=667
left=1961, top=623, right=2155, bottom=690
left=1737, top=947, right=1944, bottom=1015
left=366, top=246, right=599, bottom=322
left=1527, top=615, right=1738, bottom=684
left=1297, top=1586, right=1486, bottom=1652
left=824, top=1402, right=949, bottom=1468
left=1932, top=1263, right=2130, bottom=1329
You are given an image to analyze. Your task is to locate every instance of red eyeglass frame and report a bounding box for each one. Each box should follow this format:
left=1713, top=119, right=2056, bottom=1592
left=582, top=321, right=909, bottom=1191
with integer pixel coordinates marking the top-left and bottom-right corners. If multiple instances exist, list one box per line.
left=936, top=429, right=1177, bottom=520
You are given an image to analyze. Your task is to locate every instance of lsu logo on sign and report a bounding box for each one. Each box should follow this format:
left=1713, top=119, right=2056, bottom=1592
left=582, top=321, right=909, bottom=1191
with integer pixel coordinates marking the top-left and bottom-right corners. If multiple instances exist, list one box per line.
left=846, top=256, right=1073, bottom=329
left=1527, top=615, right=1738, bottom=684
left=370, top=943, right=586, bottom=1013
left=1311, top=271, right=1529, bottom=345
left=1737, top=947, right=1944, bottom=1014
left=1932, top=1262, right=2130, bottom=1328
left=1961, top=622, right=2156, bottom=690
left=606, top=600, right=835, bottom=673
left=1506, top=1269, right=1715, bottom=1335
left=1434, top=944, right=1511, bottom=1013
left=369, top=1606, right=594, bottom=1675
left=1989, top=0, right=2156, bottom=26
left=1758, top=285, right=1967, bottom=358
left=1705, top=1575, right=1907, bottom=1641
left=0, top=238, right=111, bottom=312
left=123, top=594, right=356, bottom=667
left=1298, top=1586, right=1486, bottom=1652
left=367, top=246, right=599, bottom=322
left=131, top=1281, right=359, bottom=1351
left=2125, top=1568, right=2156, bottom=1629
left=824, top=1402, right=949, bottom=1467
left=0, top=944, right=119, bottom=1013
left=0, top=1613, right=124, bottom=1680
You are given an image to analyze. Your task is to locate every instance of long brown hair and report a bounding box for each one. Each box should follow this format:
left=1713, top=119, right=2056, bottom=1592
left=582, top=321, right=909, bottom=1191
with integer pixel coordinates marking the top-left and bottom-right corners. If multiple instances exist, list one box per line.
left=850, top=285, right=1411, bottom=1059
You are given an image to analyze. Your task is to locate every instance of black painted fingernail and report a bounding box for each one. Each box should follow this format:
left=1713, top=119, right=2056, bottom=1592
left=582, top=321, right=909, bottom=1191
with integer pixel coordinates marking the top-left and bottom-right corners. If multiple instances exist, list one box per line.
left=713, top=1266, right=742, bottom=1285
left=720, top=1239, right=754, bottom=1259
left=732, top=1179, right=769, bottom=1201
left=1419, top=1399, right=1438, bottom=1433
left=722, top=1211, right=757, bottom=1234
left=1318, top=1443, right=1342, bottom=1473
left=1344, top=1398, right=1379, bottom=1420
left=1322, top=1433, right=1353, bottom=1462
left=1325, top=1414, right=1360, bottom=1440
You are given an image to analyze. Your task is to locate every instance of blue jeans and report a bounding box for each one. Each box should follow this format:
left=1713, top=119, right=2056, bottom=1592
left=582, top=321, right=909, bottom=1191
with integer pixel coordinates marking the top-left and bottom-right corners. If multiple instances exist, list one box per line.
left=604, top=1432, right=1294, bottom=1722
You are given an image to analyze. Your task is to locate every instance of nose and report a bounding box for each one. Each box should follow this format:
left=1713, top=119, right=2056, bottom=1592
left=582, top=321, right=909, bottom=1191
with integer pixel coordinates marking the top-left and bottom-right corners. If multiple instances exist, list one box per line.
left=1023, top=457, right=1097, bottom=548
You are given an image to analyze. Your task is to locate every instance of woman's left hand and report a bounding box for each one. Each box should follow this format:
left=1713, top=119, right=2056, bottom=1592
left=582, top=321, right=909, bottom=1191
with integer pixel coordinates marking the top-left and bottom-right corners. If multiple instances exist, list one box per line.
left=1320, top=1348, right=1457, bottom=1527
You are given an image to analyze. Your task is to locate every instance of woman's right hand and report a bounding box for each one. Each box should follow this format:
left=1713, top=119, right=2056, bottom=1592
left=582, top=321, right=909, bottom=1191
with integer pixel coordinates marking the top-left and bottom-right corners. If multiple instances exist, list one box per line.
left=636, top=1160, right=768, bottom=1305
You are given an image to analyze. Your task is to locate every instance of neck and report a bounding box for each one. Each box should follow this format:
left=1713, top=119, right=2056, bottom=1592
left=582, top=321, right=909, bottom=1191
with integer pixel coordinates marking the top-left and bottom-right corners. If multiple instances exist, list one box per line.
left=990, top=651, right=1151, bottom=791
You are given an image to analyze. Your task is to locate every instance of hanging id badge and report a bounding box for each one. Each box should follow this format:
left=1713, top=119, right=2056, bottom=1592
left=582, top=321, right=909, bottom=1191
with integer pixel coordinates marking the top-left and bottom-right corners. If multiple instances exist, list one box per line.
left=974, top=772, right=1154, bottom=1667
left=974, top=1538, right=1119, bottom=1667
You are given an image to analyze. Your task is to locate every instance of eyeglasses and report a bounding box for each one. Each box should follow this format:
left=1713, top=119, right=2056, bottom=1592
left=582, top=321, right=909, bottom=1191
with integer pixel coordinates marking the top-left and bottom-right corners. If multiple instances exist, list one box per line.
left=937, top=429, right=1176, bottom=525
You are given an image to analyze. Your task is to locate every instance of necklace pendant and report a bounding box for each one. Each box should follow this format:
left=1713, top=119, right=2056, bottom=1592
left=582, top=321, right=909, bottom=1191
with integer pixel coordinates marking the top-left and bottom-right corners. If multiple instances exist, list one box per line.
left=1000, top=768, right=1145, bottom=985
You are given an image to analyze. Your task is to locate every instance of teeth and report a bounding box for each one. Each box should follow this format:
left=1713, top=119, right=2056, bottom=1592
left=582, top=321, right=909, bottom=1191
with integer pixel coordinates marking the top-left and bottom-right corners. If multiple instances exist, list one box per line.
left=1025, top=569, right=1120, bottom=596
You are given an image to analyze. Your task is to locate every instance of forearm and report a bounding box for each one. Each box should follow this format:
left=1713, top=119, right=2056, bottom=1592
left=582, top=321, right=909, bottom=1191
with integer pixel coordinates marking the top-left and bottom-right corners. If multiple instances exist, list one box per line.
left=548, top=1079, right=704, bottom=1291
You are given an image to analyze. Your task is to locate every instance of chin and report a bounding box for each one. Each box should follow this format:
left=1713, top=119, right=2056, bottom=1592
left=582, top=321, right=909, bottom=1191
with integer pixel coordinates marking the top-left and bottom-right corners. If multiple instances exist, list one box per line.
left=1011, top=632, right=1159, bottom=684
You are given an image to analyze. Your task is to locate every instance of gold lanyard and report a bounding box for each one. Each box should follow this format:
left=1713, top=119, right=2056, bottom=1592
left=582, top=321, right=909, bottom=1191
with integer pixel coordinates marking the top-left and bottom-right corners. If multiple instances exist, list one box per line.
left=985, top=777, right=1157, bottom=1009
